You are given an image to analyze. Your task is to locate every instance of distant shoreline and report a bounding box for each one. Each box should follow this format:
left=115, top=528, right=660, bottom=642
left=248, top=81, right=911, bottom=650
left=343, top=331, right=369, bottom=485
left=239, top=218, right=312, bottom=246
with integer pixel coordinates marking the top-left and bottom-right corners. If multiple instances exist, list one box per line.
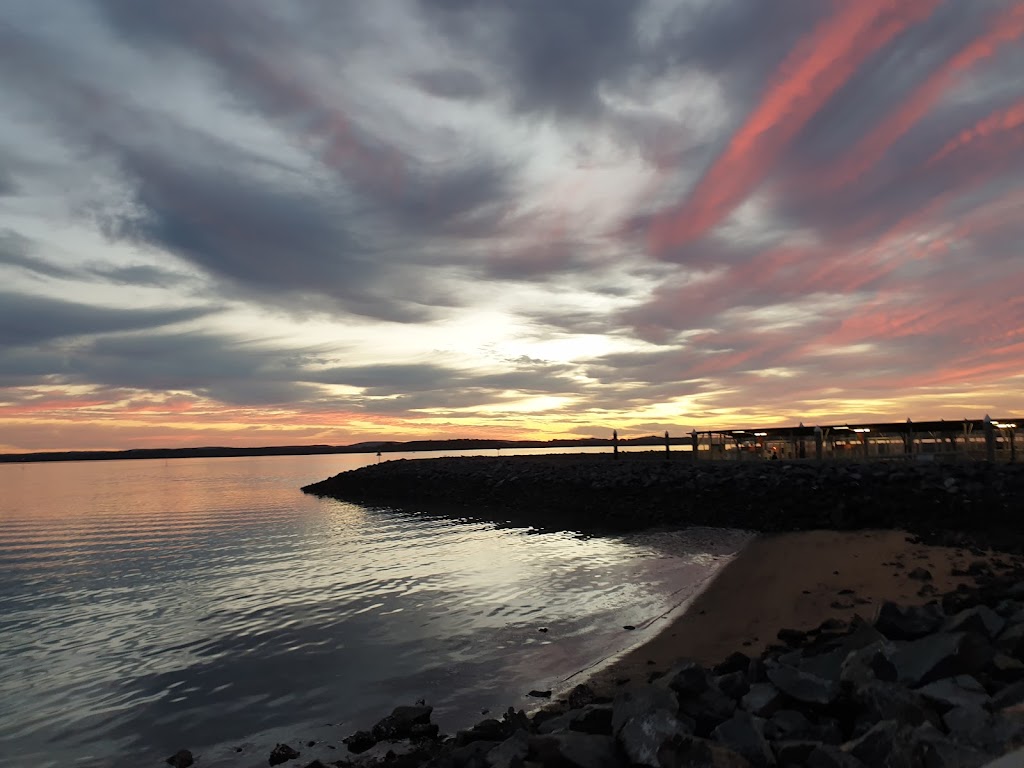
left=0, top=438, right=666, bottom=464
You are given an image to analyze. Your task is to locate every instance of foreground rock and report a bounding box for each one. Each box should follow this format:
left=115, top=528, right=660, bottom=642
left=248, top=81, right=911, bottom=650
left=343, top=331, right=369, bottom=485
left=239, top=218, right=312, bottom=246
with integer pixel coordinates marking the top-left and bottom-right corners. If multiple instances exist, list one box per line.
left=318, top=565, right=1024, bottom=768
left=303, top=457, right=1024, bottom=547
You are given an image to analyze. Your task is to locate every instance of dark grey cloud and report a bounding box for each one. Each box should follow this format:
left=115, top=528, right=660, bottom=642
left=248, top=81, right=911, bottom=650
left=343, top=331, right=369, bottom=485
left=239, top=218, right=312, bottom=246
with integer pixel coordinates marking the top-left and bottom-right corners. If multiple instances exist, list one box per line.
left=410, top=68, right=487, bottom=101
left=87, top=264, right=188, bottom=288
left=78, top=333, right=322, bottom=406
left=0, top=4, right=513, bottom=323
left=415, top=0, right=647, bottom=117
left=0, top=230, right=78, bottom=280
left=0, top=166, right=15, bottom=196
left=0, top=291, right=211, bottom=349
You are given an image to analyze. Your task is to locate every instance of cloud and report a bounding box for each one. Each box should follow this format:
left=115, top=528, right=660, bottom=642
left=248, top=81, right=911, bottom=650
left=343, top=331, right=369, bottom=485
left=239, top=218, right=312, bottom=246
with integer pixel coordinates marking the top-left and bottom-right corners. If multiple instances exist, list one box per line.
left=0, top=230, right=79, bottom=281
left=409, top=68, right=487, bottom=101
left=1, top=0, right=1023, bottom=451
left=648, top=0, right=945, bottom=253
left=0, top=291, right=211, bottom=349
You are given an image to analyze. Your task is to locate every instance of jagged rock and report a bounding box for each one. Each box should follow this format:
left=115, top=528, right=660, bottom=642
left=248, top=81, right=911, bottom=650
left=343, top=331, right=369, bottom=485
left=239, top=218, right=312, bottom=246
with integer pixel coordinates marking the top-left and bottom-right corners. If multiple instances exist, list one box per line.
left=617, top=710, right=691, bottom=767
left=372, top=704, right=434, bottom=740
left=772, top=740, right=818, bottom=767
left=945, top=605, right=1006, bottom=640
left=659, top=736, right=754, bottom=768
left=909, top=567, right=933, bottom=581
left=716, top=670, right=751, bottom=701
left=715, top=652, right=752, bottom=676
left=529, top=733, right=619, bottom=768
left=165, top=750, right=194, bottom=768
left=777, top=628, right=807, bottom=647
left=748, top=658, right=768, bottom=684
left=989, top=653, right=1024, bottom=682
left=742, top=683, right=785, bottom=718
left=841, top=719, right=899, bottom=765
left=612, top=685, right=679, bottom=736
left=917, top=675, right=991, bottom=711
left=890, top=632, right=993, bottom=686
left=711, top=711, right=774, bottom=768
left=996, top=622, right=1024, bottom=657
left=566, top=683, right=597, bottom=710
left=853, top=681, right=940, bottom=730
left=486, top=730, right=528, bottom=768
left=805, top=744, right=867, bottom=767
left=840, top=640, right=897, bottom=686
left=411, top=723, right=440, bottom=741
left=457, top=719, right=512, bottom=747
left=665, top=658, right=710, bottom=696
left=766, top=664, right=839, bottom=706
left=764, top=710, right=813, bottom=741
left=678, top=683, right=738, bottom=735
left=448, top=740, right=500, bottom=768
left=944, top=704, right=991, bottom=738
left=992, top=679, right=1024, bottom=709
left=874, top=601, right=945, bottom=640
left=569, top=705, right=614, bottom=735
left=537, top=704, right=613, bottom=736
left=344, top=730, right=376, bottom=754
left=909, top=721, right=993, bottom=768
left=269, top=743, right=300, bottom=766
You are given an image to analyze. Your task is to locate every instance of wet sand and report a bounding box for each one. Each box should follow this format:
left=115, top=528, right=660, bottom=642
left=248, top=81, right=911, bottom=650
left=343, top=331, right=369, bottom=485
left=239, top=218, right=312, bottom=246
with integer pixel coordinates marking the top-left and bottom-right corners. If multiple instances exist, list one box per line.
left=588, top=529, right=1024, bottom=694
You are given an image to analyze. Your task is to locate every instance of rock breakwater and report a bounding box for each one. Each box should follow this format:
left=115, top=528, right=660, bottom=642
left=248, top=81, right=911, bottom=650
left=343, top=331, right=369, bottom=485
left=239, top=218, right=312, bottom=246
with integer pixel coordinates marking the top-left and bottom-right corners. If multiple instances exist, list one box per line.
left=302, top=456, right=1024, bottom=545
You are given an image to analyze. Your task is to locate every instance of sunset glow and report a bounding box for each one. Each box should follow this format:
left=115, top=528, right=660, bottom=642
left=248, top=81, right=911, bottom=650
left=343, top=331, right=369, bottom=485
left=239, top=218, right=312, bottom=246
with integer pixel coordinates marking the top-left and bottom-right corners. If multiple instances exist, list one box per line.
left=1, top=1, right=1023, bottom=453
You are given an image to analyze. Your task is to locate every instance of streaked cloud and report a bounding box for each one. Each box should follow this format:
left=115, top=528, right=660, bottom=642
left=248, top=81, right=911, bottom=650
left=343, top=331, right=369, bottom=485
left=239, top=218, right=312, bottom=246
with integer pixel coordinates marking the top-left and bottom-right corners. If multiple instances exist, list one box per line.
left=0, top=0, right=1021, bottom=452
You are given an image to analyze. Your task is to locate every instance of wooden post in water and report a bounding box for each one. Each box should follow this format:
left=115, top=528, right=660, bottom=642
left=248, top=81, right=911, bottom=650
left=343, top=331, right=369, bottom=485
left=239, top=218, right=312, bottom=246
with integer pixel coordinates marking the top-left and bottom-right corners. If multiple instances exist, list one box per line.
left=814, top=426, right=823, bottom=461
left=905, top=419, right=914, bottom=457
left=612, top=429, right=619, bottom=458
left=984, top=415, right=995, bottom=462
left=665, top=430, right=670, bottom=456
left=691, top=430, right=699, bottom=458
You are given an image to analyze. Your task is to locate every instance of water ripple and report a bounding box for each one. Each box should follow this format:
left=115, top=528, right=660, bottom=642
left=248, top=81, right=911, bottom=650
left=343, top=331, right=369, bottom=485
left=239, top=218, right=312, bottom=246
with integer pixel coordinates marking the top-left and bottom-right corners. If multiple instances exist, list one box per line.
left=0, top=453, right=751, bottom=768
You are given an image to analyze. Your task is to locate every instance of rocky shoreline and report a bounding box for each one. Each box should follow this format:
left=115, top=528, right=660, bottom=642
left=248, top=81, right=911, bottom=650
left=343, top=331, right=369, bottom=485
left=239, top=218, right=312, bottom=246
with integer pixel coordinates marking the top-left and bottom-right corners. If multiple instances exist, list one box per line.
left=302, top=455, right=1024, bottom=549
left=169, top=557, right=1024, bottom=767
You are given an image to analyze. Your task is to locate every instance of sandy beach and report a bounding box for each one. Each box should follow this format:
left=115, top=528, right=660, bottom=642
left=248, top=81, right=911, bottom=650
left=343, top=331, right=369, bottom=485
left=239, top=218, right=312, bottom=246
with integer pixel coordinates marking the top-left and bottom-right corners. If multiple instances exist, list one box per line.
left=588, top=528, right=1024, bottom=694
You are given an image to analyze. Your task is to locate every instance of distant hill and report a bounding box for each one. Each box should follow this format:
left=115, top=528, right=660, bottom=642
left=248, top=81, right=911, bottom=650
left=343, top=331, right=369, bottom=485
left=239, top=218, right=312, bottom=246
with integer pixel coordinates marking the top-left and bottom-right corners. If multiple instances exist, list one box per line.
left=0, top=435, right=684, bottom=464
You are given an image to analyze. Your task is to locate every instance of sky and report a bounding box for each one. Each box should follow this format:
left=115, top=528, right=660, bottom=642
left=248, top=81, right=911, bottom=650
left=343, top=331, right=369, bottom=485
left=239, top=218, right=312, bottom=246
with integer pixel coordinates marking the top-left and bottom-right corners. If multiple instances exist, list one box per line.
left=1, top=0, right=1023, bottom=453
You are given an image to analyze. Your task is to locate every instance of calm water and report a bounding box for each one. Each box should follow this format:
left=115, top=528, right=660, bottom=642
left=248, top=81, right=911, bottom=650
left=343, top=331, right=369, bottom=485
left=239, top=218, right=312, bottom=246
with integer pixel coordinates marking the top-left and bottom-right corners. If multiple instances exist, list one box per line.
left=0, top=450, right=750, bottom=767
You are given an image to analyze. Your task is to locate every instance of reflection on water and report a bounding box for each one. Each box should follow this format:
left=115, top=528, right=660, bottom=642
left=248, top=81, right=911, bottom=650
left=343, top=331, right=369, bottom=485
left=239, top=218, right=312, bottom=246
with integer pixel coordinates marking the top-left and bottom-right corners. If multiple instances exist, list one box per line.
left=0, top=451, right=749, bottom=767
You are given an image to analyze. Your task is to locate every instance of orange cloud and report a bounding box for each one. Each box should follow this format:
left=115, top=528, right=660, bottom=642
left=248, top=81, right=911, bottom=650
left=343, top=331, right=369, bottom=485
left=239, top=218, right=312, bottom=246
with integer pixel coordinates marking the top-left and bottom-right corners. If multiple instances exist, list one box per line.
left=647, top=0, right=941, bottom=253
left=929, top=98, right=1024, bottom=165
left=825, top=4, right=1024, bottom=189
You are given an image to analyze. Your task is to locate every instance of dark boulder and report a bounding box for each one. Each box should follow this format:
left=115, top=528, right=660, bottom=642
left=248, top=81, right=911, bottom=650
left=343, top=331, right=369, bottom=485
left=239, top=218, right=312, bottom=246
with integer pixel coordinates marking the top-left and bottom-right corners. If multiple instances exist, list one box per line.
left=268, top=743, right=300, bottom=766
left=659, top=735, right=754, bottom=768
left=711, top=711, right=774, bottom=768
left=665, top=658, right=710, bottom=697
left=486, top=730, right=528, bottom=768
left=890, top=632, right=993, bottom=686
left=916, top=675, right=991, bottom=712
left=343, top=730, right=376, bottom=754
left=766, top=664, right=840, bottom=706
left=852, top=681, right=940, bottom=730
left=716, top=670, right=751, bottom=701
left=165, top=750, right=194, bottom=768
left=874, top=601, right=945, bottom=640
left=372, top=704, right=434, bottom=740
left=944, top=605, right=1006, bottom=640
left=529, top=733, right=619, bottom=768
left=742, top=683, right=786, bottom=718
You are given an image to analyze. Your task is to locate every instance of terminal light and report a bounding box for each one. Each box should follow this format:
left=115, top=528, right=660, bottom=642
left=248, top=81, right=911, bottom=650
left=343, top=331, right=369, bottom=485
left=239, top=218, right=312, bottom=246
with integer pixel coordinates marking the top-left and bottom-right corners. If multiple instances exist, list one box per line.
left=732, top=430, right=746, bottom=434
left=852, top=428, right=871, bottom=433
left=994, top=422, right=1017, bottom=429
left=754, top=432, right=768, bottom=437
left=834, top=425, right=850, bottom=430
